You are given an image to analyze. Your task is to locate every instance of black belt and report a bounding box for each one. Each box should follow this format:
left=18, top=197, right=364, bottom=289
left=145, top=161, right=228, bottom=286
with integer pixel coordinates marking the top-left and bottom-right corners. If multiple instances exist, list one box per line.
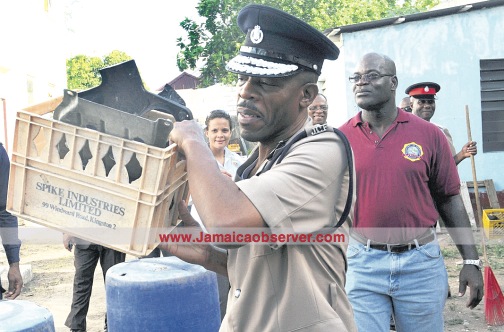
left=351, top=229, right=436, bottom=253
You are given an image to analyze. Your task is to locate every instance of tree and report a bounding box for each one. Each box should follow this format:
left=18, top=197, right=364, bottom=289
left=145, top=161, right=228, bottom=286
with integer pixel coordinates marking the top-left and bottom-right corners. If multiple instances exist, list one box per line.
left=66, top=50, right=133, bottom=90
left=66, top=55, right=104, bottom=90
left=103, top=50, right=133, bottom=68
left=176, top=0, right=439, bottom=87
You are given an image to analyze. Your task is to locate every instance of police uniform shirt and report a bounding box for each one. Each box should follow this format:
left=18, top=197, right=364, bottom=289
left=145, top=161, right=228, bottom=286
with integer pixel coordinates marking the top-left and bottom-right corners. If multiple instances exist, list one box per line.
left=220, top=120, right=357, bottom=332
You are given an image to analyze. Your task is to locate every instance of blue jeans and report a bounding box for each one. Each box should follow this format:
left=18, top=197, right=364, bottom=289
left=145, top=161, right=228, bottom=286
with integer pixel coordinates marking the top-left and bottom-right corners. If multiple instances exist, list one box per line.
left=345, top=237, right=448, bottom=332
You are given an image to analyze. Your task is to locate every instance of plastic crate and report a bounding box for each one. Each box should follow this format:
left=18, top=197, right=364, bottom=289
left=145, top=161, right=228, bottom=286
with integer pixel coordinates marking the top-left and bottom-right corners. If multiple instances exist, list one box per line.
left=7, top=108, right=188, bottom=257
left=482, top=209, right=504, bottom=240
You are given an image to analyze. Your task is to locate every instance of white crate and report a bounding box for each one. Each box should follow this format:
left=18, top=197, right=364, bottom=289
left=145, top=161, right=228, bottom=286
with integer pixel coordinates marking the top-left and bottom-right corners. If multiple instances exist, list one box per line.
left=7, top=105, right=188, bottom=257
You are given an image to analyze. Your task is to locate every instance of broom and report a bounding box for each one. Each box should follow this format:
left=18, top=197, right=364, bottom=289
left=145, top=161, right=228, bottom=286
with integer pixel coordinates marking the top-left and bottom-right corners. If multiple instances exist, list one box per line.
left=466, top=105, right=504, bottom=326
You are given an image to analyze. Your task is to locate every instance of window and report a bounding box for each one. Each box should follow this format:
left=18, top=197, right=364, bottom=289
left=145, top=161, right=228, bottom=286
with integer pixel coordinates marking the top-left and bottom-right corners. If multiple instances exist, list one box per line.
left=480, top=59, right=504, bottom=152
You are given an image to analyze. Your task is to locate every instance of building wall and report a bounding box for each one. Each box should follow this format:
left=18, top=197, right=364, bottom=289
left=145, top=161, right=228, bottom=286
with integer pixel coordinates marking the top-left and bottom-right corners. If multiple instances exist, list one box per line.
left=169, top=74, right=200, bottom=90
left=323, top=5, right=504, bottom=190
left=0, top=1, right=67, bottom=154
left=176, top=84, right=238, bottom=124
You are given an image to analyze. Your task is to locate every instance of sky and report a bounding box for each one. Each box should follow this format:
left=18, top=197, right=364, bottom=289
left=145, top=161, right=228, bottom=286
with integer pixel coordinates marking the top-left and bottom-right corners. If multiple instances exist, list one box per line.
left=61, top=0, right=201, bottom=90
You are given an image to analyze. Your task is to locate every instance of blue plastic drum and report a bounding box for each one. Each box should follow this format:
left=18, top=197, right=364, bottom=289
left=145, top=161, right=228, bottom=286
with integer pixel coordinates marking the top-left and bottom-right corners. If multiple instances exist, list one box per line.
left=0, top=300, right=55, bottom=332
left=106, top=257, right=221, bottom=332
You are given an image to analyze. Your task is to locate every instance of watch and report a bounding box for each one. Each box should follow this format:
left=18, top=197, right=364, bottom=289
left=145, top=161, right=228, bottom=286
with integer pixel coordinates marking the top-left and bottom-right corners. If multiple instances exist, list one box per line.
left=463, top=259, right=482, bottom=270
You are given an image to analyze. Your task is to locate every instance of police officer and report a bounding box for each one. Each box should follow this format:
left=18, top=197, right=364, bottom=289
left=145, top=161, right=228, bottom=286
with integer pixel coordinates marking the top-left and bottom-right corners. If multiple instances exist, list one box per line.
left=406, top=82, right=477, bottom=165
left=162, top=4, right=357, bottom=331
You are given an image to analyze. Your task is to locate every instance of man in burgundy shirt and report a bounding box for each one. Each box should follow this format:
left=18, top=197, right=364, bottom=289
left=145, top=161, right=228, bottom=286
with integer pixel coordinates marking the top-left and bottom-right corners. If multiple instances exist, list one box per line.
left=339, top=52, right=483, bottom=332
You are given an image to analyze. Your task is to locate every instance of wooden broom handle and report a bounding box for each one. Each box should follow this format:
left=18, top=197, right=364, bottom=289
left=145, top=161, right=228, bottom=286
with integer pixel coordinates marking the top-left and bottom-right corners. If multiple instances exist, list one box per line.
left=466, top=105, right=487, bottom=262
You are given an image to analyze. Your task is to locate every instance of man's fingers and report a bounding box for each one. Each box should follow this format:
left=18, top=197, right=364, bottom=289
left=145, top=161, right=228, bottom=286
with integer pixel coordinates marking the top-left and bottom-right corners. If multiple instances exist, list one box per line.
left=458, top=265, right=484, bottom=309
left=178, top=200, right=191, bottom=218
left=466, top=286, right=483, bottom=309
left=158, top=243, right=177, bottom=256
left=177, top=201, right=200, bottom=228
left=6, top=286, right=21, bottom=299
left=458, top=283, right=467, bottom=297
left=5, top=283, right=22, bottom=300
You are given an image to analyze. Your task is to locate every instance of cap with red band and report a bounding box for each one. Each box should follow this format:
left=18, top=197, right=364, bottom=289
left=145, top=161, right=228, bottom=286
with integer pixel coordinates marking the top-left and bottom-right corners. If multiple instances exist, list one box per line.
left=405, top=82, right=441, bottom=100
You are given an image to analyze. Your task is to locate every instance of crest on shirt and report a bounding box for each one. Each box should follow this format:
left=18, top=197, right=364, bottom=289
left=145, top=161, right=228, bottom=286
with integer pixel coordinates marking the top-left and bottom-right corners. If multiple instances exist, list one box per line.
left=402, top=142, right=423, bottom=161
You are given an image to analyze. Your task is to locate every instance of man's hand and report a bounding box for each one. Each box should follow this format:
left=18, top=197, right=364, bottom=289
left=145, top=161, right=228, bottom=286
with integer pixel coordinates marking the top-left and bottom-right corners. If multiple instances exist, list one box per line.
left=5, top=262, right=23, bottom=299
left=168, top=120, right=207, bottom=154
left=159, top=201, right=210, bottom=266
left=458, top=264, right=484, bottom=309
left=159, top=201, right=228, bottom=276
left=460, top=141, right=477, bottom=159
left=63, top=233, right=75, bottom=251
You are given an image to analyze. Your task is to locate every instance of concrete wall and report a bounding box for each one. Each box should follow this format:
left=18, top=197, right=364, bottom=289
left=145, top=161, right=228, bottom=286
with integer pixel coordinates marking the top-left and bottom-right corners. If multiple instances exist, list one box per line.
left=322, top=5, right=504, bottom=190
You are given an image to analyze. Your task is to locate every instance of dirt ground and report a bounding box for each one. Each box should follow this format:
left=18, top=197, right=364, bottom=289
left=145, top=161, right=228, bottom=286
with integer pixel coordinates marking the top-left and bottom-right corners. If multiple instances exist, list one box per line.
left=6, top=220, right=140, bottom=332
left=5, top=221, right=504, bottom=332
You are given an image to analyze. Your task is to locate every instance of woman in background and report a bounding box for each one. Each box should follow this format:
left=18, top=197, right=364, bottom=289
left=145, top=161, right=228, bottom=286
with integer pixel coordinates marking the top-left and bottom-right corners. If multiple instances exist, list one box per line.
left=204, top=109, right=246, bottom=178
left=191, top=109, right=246, bottom=320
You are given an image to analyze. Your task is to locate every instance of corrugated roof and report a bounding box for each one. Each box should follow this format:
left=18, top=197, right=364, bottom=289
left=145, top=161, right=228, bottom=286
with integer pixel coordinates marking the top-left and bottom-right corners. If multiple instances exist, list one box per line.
left=325, top=0, right=504, bottom=35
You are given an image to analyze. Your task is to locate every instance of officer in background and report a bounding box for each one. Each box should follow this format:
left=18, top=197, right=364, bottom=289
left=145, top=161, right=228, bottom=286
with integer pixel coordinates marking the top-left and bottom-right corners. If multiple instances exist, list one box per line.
left=405, top=82, right=477, bottom=165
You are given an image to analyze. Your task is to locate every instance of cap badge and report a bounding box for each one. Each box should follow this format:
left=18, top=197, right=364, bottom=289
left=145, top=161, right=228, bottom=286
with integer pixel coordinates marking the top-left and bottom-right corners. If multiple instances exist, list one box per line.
left=424, top=86, right=430, bottom=92
left=250, top=25, right=263, bottom=44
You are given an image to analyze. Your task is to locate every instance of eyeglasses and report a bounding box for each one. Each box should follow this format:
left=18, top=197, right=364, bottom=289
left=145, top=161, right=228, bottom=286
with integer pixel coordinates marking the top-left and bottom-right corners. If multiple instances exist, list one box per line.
left=416, top=99, right=435, bottom=105
left=403, top=106, right=412, bottom=112
left=308, top=105, right=328, bottom=112
left=348, top=73, right=394, bottom=83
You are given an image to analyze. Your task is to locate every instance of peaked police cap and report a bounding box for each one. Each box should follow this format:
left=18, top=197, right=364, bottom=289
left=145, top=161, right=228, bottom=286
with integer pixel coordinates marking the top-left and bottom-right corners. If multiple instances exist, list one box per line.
left=405, top=82, right=441, bottom=100
left=226, top=4, right=340, bottom=77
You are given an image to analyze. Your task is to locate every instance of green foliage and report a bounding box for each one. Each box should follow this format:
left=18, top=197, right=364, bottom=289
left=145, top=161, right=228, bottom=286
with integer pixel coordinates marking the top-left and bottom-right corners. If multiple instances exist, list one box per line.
left=103, top=50, right=133, bottom=67
left=176, top=18, right=207, bottom=71
left=66, top=55, right=104, bottom=90
left=66, top=50, right=133, bottom=91
left=486, top=244, right=504, bottom=269
left=176, top=0, right=439, bottom=87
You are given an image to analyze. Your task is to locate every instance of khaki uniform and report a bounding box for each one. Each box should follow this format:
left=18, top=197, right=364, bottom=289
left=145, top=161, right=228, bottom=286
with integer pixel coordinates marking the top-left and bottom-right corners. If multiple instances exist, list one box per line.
left=433, top=123, right=457, bottom=231
left=434, top=123, right=457, bottom=157
left=220, top=123, right=357, bottom=332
